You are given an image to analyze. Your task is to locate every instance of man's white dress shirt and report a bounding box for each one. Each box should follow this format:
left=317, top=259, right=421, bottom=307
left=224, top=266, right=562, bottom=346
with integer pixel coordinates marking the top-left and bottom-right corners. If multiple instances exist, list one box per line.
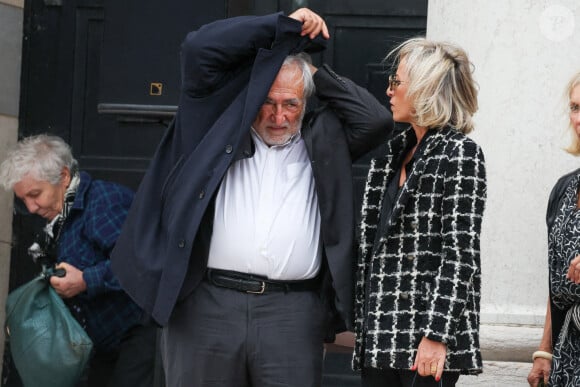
left=207, top=130, right=322, bottom=280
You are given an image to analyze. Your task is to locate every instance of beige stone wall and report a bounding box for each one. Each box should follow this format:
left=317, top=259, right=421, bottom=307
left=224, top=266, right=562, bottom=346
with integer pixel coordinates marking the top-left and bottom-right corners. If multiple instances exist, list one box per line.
left=0, top=0, right=24, bottom=8
left=427, top=0, right=580, bottom=382
left=0, top=114, right=17, bottom=357
left=0, top=118, right=17, bottom=377
left=0, top=0, right=22, bottom=376
left=428, top=0, right=580, bottom=328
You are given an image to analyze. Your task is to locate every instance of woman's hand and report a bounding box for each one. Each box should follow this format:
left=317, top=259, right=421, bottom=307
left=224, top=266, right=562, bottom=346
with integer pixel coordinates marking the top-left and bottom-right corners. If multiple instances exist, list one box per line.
left=566, top=255, right=580, bottom=283
left=527, top=357, right=550, bottom=387
left=411, top=336, right=447, bottom=381
left=528, top=300, right=552, bottom=386
left=49, top=262, right=87, bottom=298
left=289, top=8, right=330, bottom=40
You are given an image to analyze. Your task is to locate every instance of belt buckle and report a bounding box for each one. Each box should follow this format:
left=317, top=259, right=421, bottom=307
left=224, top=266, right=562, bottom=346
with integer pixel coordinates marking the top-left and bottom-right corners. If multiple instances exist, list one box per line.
left=246, top=281, right=266, bottom=294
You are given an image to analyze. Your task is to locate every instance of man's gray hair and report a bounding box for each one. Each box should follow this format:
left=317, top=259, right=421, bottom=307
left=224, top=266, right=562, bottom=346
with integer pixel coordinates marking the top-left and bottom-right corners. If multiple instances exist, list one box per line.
left=282, top=53, right=315, bottom=99
left=0, top=134, right=78, bottom=190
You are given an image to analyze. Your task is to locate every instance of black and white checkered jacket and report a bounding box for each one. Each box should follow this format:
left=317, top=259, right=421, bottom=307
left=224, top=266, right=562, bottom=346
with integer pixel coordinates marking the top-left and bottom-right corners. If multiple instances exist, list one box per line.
left=353, top=125, right=486, bottom=374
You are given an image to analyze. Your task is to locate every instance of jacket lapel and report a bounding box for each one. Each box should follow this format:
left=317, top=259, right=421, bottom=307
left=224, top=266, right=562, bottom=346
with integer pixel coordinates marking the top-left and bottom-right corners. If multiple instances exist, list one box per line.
left=241, top=48, right=279, bottom=140
left=388, top=128, right=447, bottom=228
left=359, top=127, right=412, bottom=261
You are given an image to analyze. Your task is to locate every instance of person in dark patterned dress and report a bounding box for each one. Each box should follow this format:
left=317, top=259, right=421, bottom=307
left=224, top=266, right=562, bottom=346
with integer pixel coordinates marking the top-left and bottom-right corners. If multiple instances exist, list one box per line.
left=353, top=38, right=487, bottom=387
left=528, top=71, right=580, bottom=387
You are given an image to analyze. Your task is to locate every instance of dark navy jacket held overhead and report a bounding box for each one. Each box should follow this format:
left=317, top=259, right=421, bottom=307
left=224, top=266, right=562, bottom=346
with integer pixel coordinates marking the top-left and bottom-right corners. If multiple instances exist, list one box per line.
left=111, top=12, right=392, bottom=329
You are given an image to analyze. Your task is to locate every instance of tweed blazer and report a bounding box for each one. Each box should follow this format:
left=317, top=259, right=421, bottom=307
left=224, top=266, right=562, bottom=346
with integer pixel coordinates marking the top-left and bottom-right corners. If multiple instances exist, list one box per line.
left=353, top=125, right=486, bottom=374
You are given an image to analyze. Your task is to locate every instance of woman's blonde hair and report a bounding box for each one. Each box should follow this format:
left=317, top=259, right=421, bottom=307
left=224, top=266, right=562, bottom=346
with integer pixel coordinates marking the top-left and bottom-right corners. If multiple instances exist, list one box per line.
left=564, top=71, right=580, bottom=155
left=387, top=37, right=478, bottom=134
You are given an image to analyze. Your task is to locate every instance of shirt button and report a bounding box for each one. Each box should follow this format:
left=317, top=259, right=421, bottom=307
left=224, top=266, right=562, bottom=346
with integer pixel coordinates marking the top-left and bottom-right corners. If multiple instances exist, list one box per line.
left=225, top=144, right=233, bottom=154
left=178, top=240, right=186, bottom=248
left=400, top=292, right=409, bottom=300
left=411, top=221, right=418, bottom=230
left=407, top=254, right=415, bottom=261
left=199, top=190, right=205, bottom=199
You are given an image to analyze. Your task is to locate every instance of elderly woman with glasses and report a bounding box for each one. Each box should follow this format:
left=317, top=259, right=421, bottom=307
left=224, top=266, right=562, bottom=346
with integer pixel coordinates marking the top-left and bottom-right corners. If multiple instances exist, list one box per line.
left=353, top=37, right=487, bottom=387
left=0, top=134, right=158, bottom=387
left=528, top=71, right=580, bottom=387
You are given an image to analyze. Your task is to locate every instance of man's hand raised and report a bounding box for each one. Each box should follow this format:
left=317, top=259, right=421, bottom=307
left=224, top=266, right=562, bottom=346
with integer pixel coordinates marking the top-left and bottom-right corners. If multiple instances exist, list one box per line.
left=289, top=8, right=330, bottom=40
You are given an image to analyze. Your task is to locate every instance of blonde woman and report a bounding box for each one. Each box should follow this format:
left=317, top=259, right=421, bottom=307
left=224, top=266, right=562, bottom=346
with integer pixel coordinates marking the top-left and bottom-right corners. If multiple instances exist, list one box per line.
left=353, top=38, right=486, bottom=387
left=528, top=71, right=580, bottom=387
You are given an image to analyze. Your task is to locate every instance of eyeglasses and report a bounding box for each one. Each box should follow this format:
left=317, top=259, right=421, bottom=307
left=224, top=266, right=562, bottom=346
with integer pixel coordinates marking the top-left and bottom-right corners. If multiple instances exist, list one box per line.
left=388, top=74, right=404, bottom=91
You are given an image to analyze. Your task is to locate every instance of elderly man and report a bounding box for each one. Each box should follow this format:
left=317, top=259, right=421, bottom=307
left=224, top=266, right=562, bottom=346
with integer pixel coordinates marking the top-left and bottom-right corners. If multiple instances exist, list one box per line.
left=111, top=8, right=392, bottom=386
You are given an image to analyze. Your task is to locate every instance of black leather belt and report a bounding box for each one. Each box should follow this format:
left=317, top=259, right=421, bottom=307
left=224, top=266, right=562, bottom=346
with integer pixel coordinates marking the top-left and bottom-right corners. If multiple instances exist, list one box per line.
left=205, top=268, right=319, bottom=294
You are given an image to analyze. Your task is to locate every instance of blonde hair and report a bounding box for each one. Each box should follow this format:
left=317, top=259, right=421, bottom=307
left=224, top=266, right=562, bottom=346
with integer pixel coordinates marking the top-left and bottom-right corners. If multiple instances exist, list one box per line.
left=564, top=71, right=580, bottom=155
left=387, top=37, right=478, bottom=134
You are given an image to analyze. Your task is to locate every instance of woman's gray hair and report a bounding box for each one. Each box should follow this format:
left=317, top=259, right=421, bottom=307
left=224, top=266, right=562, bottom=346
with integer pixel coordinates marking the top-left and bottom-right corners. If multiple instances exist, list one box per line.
left=387, top=37, right=479, bottom=134
left=0, top=134, right=78, bottom=190
left=564, top=71, right=580, bottom=156
left=282, top=53, right=315, bottom=99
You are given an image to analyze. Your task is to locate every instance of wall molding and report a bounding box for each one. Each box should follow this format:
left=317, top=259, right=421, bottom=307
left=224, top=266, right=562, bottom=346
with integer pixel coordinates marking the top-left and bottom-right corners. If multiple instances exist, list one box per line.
left=0, top=113, right=18, bottom=384
left=0, top=0, right=24, bottom=9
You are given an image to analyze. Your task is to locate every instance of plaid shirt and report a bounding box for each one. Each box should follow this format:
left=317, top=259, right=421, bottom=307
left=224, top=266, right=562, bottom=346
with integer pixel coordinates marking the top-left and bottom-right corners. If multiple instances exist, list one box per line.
left=58, top=172, right=142, bottom=352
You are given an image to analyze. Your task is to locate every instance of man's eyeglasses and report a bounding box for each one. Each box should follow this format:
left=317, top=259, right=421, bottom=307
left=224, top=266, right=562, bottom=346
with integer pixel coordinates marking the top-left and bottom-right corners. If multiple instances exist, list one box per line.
left=388, top=74, right=404, bottom=91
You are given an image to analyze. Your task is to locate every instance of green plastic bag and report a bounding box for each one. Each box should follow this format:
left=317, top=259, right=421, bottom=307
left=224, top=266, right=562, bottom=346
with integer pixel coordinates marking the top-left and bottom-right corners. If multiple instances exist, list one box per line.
left=5, top=274, right=93, bottom=387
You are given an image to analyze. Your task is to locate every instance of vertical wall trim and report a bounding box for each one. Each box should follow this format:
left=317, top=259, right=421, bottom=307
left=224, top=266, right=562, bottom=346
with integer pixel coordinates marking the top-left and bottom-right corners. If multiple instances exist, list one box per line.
left=0, top=0, right=24, bottom=9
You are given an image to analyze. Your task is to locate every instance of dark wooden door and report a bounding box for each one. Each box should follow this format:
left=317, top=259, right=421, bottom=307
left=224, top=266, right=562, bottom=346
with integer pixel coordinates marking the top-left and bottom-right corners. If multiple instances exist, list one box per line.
left=8, top=0, right=426, bottom=385
left=14, top=0, right=426, bottom=279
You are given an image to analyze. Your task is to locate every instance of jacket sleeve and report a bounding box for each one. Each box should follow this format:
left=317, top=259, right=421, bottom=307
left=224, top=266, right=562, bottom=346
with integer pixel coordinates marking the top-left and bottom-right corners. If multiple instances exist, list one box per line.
left=421, top=139, right=487, bottom=346
left=311, top=64, right=392, bottom=160
left=82, top=185, right=134, bottom=297
left=181, top=12, right=302, bottom=97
